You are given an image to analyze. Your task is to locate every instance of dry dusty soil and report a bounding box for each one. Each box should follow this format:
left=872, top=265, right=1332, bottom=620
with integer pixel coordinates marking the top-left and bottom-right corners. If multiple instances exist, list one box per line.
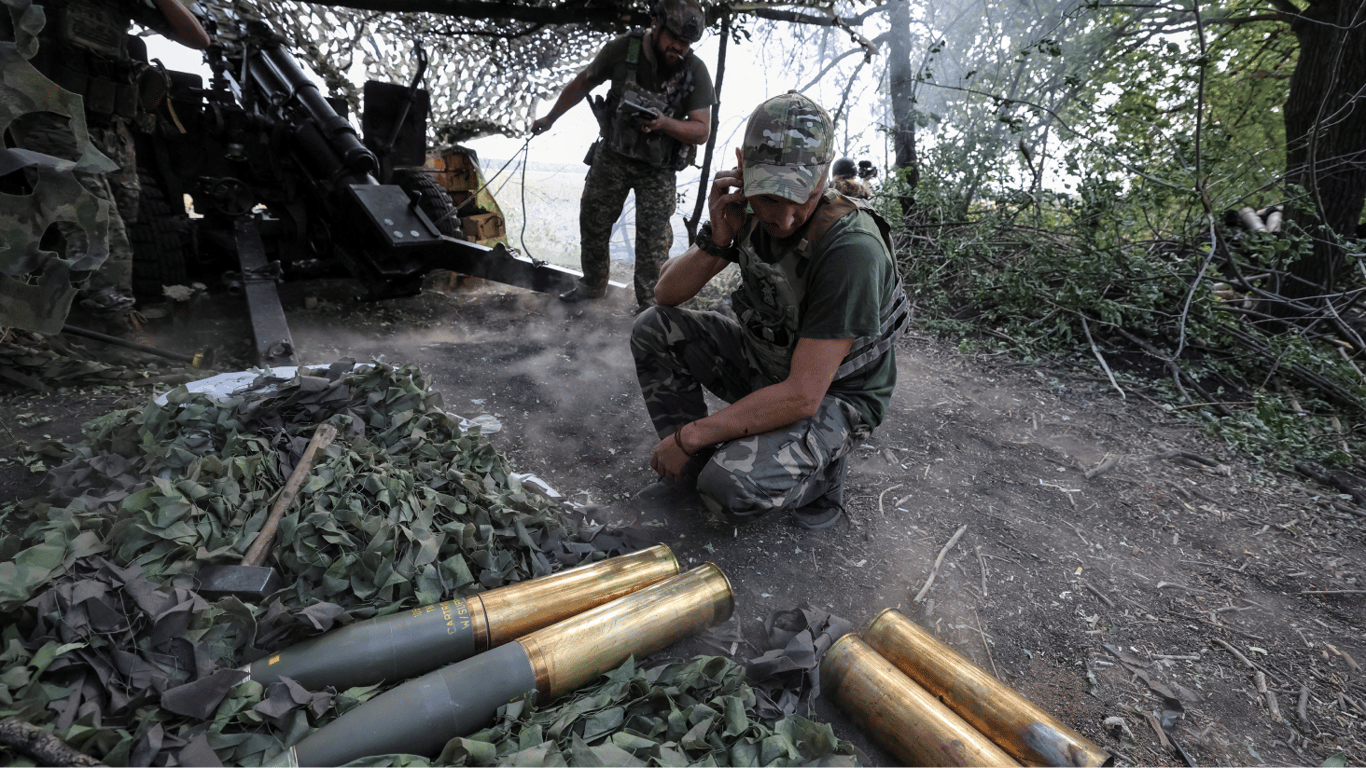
left=3, top=275, right=1365, bottom=767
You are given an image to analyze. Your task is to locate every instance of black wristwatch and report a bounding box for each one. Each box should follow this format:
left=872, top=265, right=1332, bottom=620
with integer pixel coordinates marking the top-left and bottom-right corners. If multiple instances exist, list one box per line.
left=695, top=221, right=738, bottom=259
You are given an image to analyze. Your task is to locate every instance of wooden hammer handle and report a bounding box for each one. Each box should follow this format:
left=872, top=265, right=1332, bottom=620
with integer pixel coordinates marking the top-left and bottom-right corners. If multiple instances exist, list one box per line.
left=241, top=423, right=338, bottom=567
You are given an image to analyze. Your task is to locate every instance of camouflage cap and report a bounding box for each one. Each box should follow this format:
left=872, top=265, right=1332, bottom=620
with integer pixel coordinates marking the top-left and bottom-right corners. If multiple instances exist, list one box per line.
left=741, top=91, right=835, bottom=203
left=655, top=0, right=705, bottom=43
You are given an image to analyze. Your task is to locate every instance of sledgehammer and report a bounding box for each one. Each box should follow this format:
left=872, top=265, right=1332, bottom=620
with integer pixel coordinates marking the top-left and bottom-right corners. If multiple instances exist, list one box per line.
left=196, top=423, right=338, bottom=600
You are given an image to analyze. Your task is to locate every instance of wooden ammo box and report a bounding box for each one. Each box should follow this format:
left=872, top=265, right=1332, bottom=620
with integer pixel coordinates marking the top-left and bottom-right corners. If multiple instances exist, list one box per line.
left=461, top=212, right=505, bottom=240
left=427, top=148, right=478, bottom=192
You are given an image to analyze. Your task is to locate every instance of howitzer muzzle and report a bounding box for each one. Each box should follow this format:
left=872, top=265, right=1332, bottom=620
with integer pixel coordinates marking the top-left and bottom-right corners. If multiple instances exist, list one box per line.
left=864, top=609, right=1112, bottom=767
left=823, top=634, right=1021, bottom=767
left=281, top=563, right=733, bottom=766
left=244, top=544, right=680, bottom=690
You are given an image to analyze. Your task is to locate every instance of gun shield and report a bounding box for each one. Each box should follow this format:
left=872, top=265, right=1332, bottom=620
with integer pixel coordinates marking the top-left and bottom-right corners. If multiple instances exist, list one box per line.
left=246, top=544, right=679, bottom=690
left=282, top=563, right=733, bottom=766
left=822, top=634, right=1021, bottom=768
left=864, top=608, right=1111, bottom=767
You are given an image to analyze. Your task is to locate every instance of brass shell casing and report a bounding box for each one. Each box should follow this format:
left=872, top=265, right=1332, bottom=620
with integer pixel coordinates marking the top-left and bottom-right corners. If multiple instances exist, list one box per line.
left=470, top=543, right=681, bottom=650
left=822, top=634, right=1021, bottom=767
left=517, top=562, right=734, bottom=698
left=247, top=544, right=679, bottom=690
left=865, top=608, right=1111, bottom=767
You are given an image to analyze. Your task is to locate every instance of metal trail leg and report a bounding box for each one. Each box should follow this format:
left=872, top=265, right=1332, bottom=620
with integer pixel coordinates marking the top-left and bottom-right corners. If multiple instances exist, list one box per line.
left=234, top=214, right=298, bottom=367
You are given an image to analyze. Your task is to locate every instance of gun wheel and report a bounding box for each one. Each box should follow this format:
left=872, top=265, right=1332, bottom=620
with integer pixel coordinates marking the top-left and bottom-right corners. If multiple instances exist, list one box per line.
left=393, top=168, right=464, bottom=239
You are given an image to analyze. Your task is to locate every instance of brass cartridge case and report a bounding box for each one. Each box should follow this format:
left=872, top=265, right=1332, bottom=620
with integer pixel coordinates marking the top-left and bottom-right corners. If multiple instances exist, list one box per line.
left=865, top=608, right=1111, bottom=767
left=247, top=543, right=679, bottom=690
left=518, top=562, right=734, bottom=698
left=823, top=634, right=1021, bottom=767
left=281, top=562, right=733, bottom=767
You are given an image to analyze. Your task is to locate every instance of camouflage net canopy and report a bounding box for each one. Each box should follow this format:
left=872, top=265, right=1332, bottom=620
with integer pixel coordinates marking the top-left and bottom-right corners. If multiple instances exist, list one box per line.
left=207, top=0, right=613, bottom=142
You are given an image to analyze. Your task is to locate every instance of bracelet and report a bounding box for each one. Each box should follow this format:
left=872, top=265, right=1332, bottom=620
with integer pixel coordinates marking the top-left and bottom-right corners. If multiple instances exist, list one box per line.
left=673, top=423, right=697, bottom=457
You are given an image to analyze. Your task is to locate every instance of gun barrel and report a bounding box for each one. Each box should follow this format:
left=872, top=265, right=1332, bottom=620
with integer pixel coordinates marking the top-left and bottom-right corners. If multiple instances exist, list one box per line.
left=864, top=609, right=1111, bottom=767
left=245, top=544, right=680, bottom=690
left=822, top=634, right=1021, bottom=768
left=283, top=564, right=733, bottom=767
left=247, top=42, right=376, bottom=179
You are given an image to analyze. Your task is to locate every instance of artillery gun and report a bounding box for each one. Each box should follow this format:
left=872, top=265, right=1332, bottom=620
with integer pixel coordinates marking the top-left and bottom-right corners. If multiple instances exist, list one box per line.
left=132, top=18, right=597, bottom=365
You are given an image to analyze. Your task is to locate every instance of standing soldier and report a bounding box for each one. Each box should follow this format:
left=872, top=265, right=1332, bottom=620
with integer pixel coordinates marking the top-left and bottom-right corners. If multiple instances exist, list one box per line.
left=532, top=0, right=715, bottom=313
left=7, top=0, right=208, bottom=331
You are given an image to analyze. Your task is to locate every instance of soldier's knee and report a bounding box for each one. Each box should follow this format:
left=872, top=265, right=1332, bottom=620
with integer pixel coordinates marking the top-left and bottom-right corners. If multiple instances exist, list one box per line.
left=697, top=463, right=775, bottom=525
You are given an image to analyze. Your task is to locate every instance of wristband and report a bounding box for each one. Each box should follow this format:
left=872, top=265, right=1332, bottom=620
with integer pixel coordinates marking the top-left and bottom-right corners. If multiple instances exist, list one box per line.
left=695, top=222, right=737, bottom=259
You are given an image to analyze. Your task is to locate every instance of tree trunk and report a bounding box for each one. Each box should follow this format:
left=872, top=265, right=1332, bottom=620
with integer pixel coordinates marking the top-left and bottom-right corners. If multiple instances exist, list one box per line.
left=886, top=0, right=919, bottom=220
left=1281, top=0, right=1366, bottom=299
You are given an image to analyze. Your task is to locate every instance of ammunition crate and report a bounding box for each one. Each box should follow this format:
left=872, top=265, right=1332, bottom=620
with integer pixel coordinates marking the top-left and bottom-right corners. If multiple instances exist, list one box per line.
left=461, top=212, right=505, bottom=241
left=427, top=149, right=478, bottom=191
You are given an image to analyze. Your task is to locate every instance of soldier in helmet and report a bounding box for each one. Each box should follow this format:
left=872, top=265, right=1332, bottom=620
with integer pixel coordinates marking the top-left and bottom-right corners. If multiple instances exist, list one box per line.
left=830, top=157, right=873, bottom=199
left=531, top=0, right=715, bottom=313
left=629, top=92, right=909, bottom=530
left=5, top=0, right=208, bottom=330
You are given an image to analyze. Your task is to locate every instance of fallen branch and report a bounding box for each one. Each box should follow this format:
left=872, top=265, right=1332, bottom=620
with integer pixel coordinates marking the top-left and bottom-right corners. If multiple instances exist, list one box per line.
left=1212, top=637, right=1254, bottom=669
left=1256, top=670, right=1283, bottom=723
left=877, top=483, right=903, bottom=519
left=1081, top=315, right=1125, bottom=400
left=914, top=524, right=967, bottom=603
left=1148, top=449, right=1222, bottom=468
left=1085, top=582, right=1116, bottom=609
left=1292, top=461, right=1366, bottom=506
left=0, top=718, right=103, bottom=766
left=1084, top=453, right=1121, bottom=479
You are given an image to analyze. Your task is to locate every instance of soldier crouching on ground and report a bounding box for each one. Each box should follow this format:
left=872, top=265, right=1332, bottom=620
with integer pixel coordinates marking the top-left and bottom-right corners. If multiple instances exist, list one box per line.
left=629, top=92, right=909, bottom=530
left=6, top=0, right=208, bottom=331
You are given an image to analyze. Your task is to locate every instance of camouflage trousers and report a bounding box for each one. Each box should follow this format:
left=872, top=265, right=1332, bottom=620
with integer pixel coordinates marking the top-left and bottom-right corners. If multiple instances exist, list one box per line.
left=11, top=114, right=138, bottom=301
left=579, top=146, right=676, bottom=307
left=631, top=305, right=871, bottom=524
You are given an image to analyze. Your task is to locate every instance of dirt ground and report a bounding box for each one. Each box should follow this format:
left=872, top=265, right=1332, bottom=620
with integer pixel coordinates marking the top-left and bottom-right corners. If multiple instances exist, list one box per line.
left=3, top=275, right=1365, bottom=767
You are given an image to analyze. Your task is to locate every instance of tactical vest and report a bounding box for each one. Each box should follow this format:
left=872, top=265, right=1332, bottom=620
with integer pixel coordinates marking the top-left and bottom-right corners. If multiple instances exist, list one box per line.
left=603, top=33, right=696, bottom=171
left=29, top=0, right=141, bottom=121
left=730, top=190, right=911, bottom=384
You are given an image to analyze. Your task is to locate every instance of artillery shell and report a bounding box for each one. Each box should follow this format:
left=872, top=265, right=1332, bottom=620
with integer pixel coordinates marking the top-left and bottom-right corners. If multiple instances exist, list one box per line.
left=822, top=634, right=1021, bottom=767
left=281, top=563, right=733, bottom=766
left=864, top=608, right=1111, bottom=767
left=245, top=543, right=679, bottom=690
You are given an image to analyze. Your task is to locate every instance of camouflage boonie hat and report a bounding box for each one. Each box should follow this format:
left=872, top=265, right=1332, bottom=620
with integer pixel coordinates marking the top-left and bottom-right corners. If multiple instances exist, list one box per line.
left=741, top=91, right=834, bottom=203
left=656, top=0, right=705, bottom=43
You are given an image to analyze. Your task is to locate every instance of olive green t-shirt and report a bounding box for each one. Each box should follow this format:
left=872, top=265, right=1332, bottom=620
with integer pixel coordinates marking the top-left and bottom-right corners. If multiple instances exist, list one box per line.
left=746, top=208, right=899, bottom=428
left=583, top=33, right=716, bottom=115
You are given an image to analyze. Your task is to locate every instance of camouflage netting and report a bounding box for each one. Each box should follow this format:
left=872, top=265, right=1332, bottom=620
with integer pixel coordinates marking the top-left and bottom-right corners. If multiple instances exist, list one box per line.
left=0, top=361, right=861, bottom=766
left=203, top=0, right=611, bottom=142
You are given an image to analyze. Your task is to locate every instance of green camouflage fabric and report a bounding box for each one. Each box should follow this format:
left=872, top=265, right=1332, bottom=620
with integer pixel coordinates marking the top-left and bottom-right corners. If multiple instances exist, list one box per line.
left=1, top=4, right=126, bottom=333
left=741, top=92, right=834, bottom=204
left=630, top=305, right=869, bottom=524
left=578, top=145, right=677, bottom=307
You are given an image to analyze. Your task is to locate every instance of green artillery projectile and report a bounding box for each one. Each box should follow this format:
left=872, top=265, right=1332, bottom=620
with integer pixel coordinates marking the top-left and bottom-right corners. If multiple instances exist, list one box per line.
left=276, top=563, right=733, bottom=766
left=244, top=544, right=679, bottom=691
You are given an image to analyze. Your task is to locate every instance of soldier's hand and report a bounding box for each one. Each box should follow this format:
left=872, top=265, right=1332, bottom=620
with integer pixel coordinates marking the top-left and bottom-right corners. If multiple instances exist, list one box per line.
left=639, top=108, right=663, bottom=133
left=650, top=434, right=692, bottom=483
left=531, top=117, right=553, bottom=135
left=707, top=148, right=747, bottom=248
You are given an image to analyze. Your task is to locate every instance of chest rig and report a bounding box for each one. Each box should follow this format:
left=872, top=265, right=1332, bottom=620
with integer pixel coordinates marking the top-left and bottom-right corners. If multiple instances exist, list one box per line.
left=730, top=190, right=910, bottom=383
left=604, top=33, right=696, bottom=170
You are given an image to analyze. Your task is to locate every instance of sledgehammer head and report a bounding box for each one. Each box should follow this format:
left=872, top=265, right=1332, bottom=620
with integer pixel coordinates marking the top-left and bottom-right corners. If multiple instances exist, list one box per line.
left=196, top=563, right=283, bottom=601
